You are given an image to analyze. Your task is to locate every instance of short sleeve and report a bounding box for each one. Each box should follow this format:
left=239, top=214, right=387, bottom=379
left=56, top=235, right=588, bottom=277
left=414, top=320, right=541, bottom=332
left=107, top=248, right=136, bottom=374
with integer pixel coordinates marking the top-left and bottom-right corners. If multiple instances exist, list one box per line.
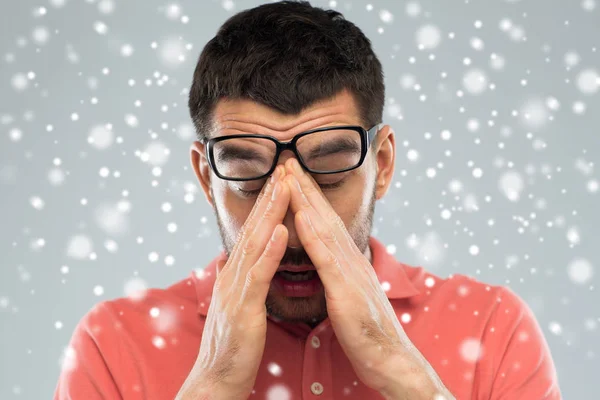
left=478, top=287, right=562, bottom=400
left=53, top=303, right=122, bottom=400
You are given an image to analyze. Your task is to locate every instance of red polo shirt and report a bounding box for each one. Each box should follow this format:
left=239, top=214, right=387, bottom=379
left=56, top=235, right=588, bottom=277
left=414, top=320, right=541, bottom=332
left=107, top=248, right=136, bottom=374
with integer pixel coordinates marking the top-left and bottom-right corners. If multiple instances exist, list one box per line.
left=54, top=237, right=561, bottom=399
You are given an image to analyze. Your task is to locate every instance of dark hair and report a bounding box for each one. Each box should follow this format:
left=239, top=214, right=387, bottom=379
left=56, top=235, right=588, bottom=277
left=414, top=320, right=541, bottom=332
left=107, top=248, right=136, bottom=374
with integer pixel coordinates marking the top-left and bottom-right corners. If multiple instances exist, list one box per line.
left=188, top=0, right=384, bottom=141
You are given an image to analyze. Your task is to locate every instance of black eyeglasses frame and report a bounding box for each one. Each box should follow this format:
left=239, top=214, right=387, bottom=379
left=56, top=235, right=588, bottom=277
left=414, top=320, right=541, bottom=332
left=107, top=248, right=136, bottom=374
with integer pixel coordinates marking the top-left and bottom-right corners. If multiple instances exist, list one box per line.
left=201, top=124, right=382, bottom=182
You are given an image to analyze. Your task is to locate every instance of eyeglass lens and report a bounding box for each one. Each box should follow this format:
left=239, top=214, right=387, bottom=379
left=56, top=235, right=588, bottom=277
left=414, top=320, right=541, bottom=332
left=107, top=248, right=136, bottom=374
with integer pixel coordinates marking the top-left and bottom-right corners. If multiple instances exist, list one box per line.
left=212, top=129, right=363, bottom=180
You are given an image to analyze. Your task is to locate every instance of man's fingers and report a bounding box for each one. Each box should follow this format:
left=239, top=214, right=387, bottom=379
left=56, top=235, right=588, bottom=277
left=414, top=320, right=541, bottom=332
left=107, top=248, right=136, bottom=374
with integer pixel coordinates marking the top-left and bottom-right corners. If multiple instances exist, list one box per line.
left=244, top=224, right=288, bottom=307
left=222, top=166, right=284, bottom=274
left=236, top=176, right=291, bottom=270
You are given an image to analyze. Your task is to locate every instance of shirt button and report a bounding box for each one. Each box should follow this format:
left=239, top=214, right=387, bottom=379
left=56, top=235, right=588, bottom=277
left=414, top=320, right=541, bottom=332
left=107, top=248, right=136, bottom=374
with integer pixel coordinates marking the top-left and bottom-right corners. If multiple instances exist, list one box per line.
left=311, top=382, right=324, bottom=395
left=311, top=336, right=320, bottom=348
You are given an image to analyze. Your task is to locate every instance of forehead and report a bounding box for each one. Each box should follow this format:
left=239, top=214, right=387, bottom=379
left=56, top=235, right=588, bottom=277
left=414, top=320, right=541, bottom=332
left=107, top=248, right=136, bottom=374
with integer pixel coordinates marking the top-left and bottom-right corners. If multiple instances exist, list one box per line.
left=212, top=88, right=362, bottom=138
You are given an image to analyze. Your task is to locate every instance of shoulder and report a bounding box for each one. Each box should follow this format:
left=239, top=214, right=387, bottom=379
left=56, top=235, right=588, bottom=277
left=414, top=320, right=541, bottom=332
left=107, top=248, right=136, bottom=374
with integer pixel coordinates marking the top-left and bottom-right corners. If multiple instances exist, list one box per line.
left=75, top=272, right=199, bottom=343
left=404, top=265, right=533, bottom=323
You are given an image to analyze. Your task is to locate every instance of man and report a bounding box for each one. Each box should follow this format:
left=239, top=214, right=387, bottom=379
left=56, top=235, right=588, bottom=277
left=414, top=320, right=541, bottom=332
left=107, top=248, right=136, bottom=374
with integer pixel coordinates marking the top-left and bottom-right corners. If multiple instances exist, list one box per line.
left=54, top=1, right=562, bottom=399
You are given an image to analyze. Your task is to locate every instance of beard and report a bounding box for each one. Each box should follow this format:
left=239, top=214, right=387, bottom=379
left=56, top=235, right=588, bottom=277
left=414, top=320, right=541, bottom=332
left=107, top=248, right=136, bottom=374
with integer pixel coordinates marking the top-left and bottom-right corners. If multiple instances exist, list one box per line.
left=213, top=184, right=376, bottom=328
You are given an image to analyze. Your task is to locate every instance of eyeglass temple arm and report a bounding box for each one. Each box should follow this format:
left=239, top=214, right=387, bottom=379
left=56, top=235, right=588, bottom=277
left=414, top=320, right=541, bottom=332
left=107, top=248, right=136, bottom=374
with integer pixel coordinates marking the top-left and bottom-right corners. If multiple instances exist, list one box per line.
left=367, top=123, right=384, bottom=144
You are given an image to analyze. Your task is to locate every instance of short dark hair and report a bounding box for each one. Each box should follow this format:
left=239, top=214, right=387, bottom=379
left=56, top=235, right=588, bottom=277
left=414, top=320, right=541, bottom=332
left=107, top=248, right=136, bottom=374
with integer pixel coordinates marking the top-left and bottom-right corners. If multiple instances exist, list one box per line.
left=188, top=0, right=385, bottom=141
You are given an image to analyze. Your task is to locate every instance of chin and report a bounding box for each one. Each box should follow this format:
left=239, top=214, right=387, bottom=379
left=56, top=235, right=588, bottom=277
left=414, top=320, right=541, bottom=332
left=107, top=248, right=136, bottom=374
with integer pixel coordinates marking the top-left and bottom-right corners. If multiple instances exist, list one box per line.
left=265, top=290, right=328, bottom=325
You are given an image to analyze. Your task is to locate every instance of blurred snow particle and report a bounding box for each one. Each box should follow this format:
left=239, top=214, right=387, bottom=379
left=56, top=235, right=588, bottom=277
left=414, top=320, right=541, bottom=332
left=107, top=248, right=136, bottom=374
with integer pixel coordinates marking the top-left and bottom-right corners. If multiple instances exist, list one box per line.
left=549, top=321, right=563, bottom=335
left=490, top=53, right=506, bottom=70
left=568, top=258, right=594, bottom=284
left=379, top=9, right=394, bottom=24
left=441, top=209, right=452, bottom=220
left=520, top=99, right=549, bottom=128
left=576, top=69, right=599, bottom=94
left=416, top=24, right=442, bottom=50
left=588, top=180, right=599, bottom=193
left=222, top=0, right=235, bottom=12
left=546, top=96, right=560, bottom=110
left=584, top=318, right=597, bottom=331
left=0, top=296, right=10, bottom=309
left=93, top=285, right=104, bottom=296
left=448, top=179, right=463, bottom=193
left=48, top=168, right=66, bottom=186
left=405, top=2, right=421, bottom=18
left=124, top=277, right=148, bottom=301
left=93, top=21, right=108, bottom=35
left=467, top=119, right=480, bottom=132
left=164, top=255, right=175, bottom=266
left=266, top=384, right=291, bottom=400
left=498, top=170, right=524, bottom=202
left=401, top=313, right=411, bottom=323
left=460, top=338, right=483, bottom=362
left=386, top=103, right=403, bottom=119
left=88, top=124, right=114, bottom=149
left=575, top=158, right=593, bottom=175
left=400, top=74, right=417, bottom=90
left=177, top=122, right=195, bottom=140
left=120, top=44, right=134, bottom=57
left=441, top=130, right=452, bottom=140
left=425, top=276, right=436, bottom=287
left=158, top=37, right=186, bottom=67
left=9, top=128, right=23, bottom=142
left=104, top=239, right=118, bottom=253
left=98, top=0, right=115, bottom=14
left=268, top=362, right=283, bottom=377
left=94, top=203, right=130, bottom=236
left=125, top=113, right=139, bottom=127
left=566, top=227, right=581, bottom=245
left=149, top=252, right=159, bottom=262
left=152, top=336, right=166, bottom=349
left=66, top=44, right=80, bottom=63
left=50, top=0, right=68, bottom=8
left=11, top=73, right=29, bottom=92
left=470, top=37, right=484, bottom=51
left=572, top=101, right=587, bottom=115
left=508, top=25, right=525, bottom=41
left=59, top=346, right=77, bottom=372
left=464, top=193, right=479, bottom=212
left=386, top=244, right=397, bottom=254
left=32, top=26, right=50, bottom=45
left=66, top=235, right=93, bottom=259
left=469, top=245, right=480, bottom=256
left=564, top=51, right=580, bottom=68
left=166, top=3, right=182, bottom=19
left=462, top=69, right=488, bottom=95
left=407, top=149, right=419, bottom=162
left=582, top=0, right=597, bottom=11
left=30, top=196, right=45, bottom=210
left=416, top=232, right=445, bottom=265
left=141, top=141, right=170, bottom=166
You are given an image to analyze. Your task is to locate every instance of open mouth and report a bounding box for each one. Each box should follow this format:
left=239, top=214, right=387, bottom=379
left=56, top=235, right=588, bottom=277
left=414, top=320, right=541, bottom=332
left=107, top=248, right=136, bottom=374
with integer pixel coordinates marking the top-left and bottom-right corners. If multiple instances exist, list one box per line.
left=276, top=270, right=318, bottom=282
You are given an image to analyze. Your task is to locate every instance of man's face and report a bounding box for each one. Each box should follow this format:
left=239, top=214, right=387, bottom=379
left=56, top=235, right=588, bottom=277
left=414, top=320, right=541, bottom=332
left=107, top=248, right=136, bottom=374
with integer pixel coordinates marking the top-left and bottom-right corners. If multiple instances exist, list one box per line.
left=191, top=89, right=395, bottom=327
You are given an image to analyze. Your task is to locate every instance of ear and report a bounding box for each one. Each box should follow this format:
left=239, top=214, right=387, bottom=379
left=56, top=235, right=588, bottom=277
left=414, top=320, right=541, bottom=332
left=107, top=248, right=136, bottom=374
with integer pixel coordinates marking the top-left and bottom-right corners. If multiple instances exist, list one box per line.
left=190, top=141, right=214, bottom=208
left=371, top=125, right=395, bottom=200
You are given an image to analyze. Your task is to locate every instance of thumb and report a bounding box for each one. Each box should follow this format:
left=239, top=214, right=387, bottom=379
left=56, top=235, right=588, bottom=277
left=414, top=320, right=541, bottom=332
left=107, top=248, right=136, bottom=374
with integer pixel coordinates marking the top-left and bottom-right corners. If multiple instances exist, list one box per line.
left=215, top=257, right=227, bottom=277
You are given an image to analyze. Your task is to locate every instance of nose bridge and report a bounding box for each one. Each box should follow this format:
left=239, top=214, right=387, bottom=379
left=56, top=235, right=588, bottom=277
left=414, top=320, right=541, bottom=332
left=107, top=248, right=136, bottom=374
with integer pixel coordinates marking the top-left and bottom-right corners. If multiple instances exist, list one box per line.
left=275, top=141, right=299, bottom=166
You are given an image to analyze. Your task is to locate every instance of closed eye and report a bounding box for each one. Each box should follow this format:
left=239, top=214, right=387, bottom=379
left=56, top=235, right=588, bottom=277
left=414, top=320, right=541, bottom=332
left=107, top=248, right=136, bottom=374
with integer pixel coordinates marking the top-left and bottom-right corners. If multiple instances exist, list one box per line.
left=236, top=180, right=345, bottom=198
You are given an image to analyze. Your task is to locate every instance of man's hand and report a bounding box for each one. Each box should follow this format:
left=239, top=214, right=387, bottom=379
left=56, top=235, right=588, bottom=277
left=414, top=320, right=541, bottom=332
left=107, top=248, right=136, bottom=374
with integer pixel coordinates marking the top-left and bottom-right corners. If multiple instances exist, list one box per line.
left=176, top=166, right=290, bottom=400
left=283, top=158, right=454, bottom=399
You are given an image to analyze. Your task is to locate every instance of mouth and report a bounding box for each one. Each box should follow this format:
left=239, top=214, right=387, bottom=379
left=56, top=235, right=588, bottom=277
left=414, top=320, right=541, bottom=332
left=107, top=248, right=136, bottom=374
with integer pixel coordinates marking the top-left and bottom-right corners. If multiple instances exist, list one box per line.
left=275, top=264, right=318, bottom=282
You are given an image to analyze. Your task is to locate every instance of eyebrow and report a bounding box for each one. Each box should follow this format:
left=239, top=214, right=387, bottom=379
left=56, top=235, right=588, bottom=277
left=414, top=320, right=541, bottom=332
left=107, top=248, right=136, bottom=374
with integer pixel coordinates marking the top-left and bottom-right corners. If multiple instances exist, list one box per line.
left=303, top=137, right=361, bottom=161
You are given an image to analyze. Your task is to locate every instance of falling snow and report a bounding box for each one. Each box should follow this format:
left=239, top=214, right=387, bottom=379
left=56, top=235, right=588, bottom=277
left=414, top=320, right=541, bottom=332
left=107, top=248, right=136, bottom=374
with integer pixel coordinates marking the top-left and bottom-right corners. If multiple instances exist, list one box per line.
left=1, top=1, right=598, bottom=398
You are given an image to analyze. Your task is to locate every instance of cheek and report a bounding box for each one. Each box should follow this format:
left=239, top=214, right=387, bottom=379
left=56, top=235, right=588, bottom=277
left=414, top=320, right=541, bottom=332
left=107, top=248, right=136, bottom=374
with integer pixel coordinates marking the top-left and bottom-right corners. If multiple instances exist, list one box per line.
left=326, top=172, right=373, bottom=224
left=214, top=183, right=255, bottom=234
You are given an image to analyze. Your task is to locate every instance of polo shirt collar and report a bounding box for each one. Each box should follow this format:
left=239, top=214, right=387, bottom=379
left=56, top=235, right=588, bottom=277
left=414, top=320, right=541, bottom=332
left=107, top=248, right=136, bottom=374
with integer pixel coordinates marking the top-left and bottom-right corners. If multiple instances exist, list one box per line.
left=193, top=236, right=420, bottom=318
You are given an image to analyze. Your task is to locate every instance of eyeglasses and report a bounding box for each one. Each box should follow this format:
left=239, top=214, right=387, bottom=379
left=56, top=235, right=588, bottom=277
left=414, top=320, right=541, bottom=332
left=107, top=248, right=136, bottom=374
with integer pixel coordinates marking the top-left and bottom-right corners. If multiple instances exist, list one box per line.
left=201, top=124, right=381, bottom=181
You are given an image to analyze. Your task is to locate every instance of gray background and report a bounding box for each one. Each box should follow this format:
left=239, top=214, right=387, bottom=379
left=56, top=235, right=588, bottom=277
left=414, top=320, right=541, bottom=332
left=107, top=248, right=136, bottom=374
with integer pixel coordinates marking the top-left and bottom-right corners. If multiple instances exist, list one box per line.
left=1, top=0, right=598, bottom=398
